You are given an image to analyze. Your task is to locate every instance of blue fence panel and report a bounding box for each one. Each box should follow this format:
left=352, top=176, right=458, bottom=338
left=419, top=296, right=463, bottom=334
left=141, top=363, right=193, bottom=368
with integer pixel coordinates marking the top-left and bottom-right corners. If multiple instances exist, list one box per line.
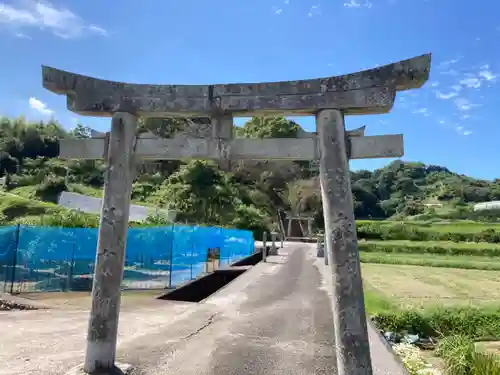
left=220, top=228, right=254, bottom=266
left=124, top=226, right=173, bottom=289
left=1, top=223, right=255, bottom=293
left=0, top=226, right=18, bottom=292
left=170, top=226, right=213, bottom=286
left=16, top=226, right=97, bottom=292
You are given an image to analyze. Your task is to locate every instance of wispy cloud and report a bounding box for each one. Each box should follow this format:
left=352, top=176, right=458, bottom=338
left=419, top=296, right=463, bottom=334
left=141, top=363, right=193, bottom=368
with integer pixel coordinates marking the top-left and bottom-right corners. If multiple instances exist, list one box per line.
left=435, top=91, right=458, bottom=100
left=460, top=77, right=481, bottom=89
left=308, top=4, right=321, bottom=16
left=0, top=0, right=108, bottom=39
left=454, top=98, right=480, bottom=112
left=438, top=58, right=462, bottom=68
left=344, top=0, right=372, bottom=8
left=29, top=97, right=53, bottom=116
left=456, top=125, right=472, bottom=136
left=412, top=107, right=431, bottom=117
left=430, top=81, right=440, bottom=87
left=478, top=69, right=496, bottom=81
left=273, top=6, right=283, bottom=15
left=455, top=65, right=497, bottom=90
left=14, top=30, right=30, bottom=39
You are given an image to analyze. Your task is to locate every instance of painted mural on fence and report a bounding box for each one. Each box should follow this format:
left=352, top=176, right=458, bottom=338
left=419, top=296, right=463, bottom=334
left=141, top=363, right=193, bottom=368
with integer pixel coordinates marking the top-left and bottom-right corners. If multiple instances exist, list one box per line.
left=0, top=224, right=254, bottom=293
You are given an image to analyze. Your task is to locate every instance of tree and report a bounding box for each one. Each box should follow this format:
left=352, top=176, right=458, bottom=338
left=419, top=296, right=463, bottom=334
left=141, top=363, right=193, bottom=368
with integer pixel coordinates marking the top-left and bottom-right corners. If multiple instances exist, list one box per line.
left=70, top=124, right=92, bottom=139
left=0, top=151, right=17, bottom=177
left=240, top=116, right=302, bottom=139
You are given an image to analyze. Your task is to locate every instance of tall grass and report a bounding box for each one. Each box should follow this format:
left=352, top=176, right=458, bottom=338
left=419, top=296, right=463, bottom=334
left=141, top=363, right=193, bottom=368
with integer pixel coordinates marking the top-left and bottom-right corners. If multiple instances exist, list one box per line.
left=372, top=306, right=500, bottom=341
left=436, top=335, right=500, bottom=375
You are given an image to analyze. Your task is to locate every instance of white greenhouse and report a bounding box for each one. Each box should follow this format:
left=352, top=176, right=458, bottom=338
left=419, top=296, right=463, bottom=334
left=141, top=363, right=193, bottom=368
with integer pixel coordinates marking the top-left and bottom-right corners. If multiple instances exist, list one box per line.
left=473, top=201, right=500, bottom=211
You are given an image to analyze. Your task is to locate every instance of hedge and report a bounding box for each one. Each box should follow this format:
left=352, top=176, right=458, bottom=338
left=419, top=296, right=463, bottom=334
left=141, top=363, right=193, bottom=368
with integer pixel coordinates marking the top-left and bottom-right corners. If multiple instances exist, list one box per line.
left=359, top=240, right=500, bottom=257
left=357, top=222, right=500, bottom=243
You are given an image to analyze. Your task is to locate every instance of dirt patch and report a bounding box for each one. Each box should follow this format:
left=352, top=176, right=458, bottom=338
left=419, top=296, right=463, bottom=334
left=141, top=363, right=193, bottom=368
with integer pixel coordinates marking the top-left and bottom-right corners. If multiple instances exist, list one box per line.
left=12, top=289, right=167, bottom=310
left=0, top=299, right=38, bottom=311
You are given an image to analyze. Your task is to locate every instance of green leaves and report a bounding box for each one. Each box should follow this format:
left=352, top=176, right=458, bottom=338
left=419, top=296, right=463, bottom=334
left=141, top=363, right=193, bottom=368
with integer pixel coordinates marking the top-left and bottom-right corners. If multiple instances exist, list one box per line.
left=239, top=116, right=302, bottom=139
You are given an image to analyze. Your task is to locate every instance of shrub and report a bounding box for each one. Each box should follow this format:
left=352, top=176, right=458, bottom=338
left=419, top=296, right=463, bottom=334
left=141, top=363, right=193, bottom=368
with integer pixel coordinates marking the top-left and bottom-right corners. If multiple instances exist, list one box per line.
left=34, top=175, right=67, bottom=203
left=356, top=222, right=500, bottom=243
left=359, top=241, right=500, bottom=257
left=41, top=210, right=100, bottom=228
left=372, top=307, right=500, bottom=341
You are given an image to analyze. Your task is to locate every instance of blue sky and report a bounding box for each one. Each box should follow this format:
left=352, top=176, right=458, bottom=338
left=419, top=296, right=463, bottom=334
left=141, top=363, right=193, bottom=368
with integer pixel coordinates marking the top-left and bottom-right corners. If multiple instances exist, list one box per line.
left=0, top=0, right=499, bottom=180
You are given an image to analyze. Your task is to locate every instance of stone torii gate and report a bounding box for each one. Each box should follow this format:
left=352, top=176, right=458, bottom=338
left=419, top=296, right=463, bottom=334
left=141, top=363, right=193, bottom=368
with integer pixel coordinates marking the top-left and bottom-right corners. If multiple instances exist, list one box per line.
left=42, top=53, right=431, bottom=375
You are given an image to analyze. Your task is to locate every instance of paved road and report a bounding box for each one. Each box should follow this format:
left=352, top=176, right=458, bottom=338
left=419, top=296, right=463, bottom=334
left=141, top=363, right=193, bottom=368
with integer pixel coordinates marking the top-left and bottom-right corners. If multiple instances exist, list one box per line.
left=0, top=243, right=407, bottom=375
left=130, top=243, right=407, bottom=375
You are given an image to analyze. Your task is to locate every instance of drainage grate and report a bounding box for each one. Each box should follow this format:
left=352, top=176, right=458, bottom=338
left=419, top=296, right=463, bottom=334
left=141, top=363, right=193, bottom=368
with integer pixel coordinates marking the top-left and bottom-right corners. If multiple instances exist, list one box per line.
left=158, top=269, right=247, bottom=303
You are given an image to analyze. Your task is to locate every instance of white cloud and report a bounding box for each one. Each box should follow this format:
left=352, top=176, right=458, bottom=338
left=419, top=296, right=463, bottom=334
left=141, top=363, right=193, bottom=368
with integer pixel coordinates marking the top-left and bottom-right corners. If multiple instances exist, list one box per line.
left=344, top=0, right=360, bottom=7
left=479, top=69, right=496, bottom=81
left=438, top=58, right=461, bottom=68
left=440, top=69, right=459, bottom=76
left=435, top=91, right=458, bottom=100
left=0, top=0, right=108, bottom=39
left=412, top=108, right=431, bottom=116
left=87, top=24, right=108, bottom=37
left=273, top=7, right=283, bottom=14
left=430, top=81, right=440, bottom=87
left=451, top=84, right=462, bottom=92
left=29, top=97, right=53, bottom=116
left=14, top=30, right=30, bottom=38
left=459, top=77, right=481, bottom=89
left=456, top=125, right=472, bottom=136
left=454, top=98, right=480, bottom=111
left=344, top=0, right=372, bottom=7
left=453, top=65, right=497, bottom=91
left=284, top=0, right=290, bottom=4
left=308, top=4, right=321, bottom=16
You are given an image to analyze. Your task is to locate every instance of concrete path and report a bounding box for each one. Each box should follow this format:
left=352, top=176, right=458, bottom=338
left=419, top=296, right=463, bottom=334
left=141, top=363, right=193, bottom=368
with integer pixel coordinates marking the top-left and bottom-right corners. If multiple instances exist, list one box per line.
left=0, top=243, right=407, bottom=375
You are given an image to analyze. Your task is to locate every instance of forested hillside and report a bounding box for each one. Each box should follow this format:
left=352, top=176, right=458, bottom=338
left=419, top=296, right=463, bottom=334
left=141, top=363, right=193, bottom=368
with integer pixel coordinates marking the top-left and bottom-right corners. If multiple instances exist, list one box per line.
left=1, top=115, right=499, bottom=233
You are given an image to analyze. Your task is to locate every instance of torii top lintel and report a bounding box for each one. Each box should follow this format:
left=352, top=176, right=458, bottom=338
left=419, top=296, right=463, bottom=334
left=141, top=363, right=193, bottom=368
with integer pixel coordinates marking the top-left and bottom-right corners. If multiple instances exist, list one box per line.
left=41, top=53, right=431, bottom=118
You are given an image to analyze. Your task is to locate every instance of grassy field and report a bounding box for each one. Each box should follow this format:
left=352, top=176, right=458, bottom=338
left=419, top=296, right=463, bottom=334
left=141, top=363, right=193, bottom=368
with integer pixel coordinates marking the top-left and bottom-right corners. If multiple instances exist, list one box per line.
left=360, top=252, right=500, bottom=270
left=362, top=263, right=500, bottom=309
left=0, top=191, right=64, bottom=221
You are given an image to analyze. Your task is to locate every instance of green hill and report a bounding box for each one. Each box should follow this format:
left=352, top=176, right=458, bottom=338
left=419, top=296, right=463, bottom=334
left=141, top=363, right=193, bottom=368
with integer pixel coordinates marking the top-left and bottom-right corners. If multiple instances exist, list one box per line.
left=1, top=115, right=499, bottom=232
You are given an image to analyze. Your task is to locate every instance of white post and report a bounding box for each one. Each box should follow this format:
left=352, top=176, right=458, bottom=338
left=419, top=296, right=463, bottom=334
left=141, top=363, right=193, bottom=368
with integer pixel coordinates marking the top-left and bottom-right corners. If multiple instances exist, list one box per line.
left=316, top=109, right=373, bottom=375
left=83, top=113, right=137, bottom=374
left=317, top=234, right=324, bottom=257
left=271, top=231, right=277, bottom=255
left=262, top=232, right=267, bottom=263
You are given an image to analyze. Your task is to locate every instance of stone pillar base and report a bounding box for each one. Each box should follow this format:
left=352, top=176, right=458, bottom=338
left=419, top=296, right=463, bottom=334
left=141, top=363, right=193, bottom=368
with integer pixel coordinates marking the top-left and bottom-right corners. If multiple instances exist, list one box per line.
left=65, top=363, right=133, bottom=375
